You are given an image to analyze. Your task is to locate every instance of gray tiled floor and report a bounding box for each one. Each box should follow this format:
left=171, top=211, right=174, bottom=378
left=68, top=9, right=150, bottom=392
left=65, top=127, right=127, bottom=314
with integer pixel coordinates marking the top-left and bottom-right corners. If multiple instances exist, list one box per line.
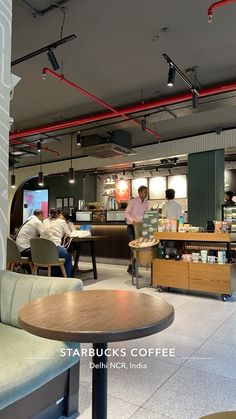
left=73, top=262, right=236, bottom=418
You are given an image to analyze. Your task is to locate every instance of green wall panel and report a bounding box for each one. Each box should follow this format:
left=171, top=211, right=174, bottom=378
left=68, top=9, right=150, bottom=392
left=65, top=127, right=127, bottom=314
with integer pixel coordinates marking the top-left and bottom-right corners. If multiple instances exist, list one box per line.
left=188, top=149, right=224, bottom=229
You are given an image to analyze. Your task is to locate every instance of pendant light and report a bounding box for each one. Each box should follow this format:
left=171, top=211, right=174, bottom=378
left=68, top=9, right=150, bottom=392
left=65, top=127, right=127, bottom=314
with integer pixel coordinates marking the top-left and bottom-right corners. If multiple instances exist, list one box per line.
left=38, top=146, right=44, bottom=186
left=37, top=140, right=42, bottom=153
left=69, top=134, right=75, bottom=184
left=76, top=131, right=81, bottom=146
left=11, top=147, right=16, bottom=188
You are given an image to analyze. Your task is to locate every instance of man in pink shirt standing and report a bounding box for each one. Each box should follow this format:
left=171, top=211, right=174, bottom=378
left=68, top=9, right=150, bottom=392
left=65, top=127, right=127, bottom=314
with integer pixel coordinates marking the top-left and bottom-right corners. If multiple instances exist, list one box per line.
left=125, top=185, right=148, bottom=274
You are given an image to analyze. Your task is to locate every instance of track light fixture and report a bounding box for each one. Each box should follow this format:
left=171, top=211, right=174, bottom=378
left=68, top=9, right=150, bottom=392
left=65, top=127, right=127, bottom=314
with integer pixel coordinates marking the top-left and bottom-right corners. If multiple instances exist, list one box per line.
left=69, top=134, right=75, bottom=184
left=77, top=131, right=81, bottom=146
left=10, top=174, right=16, bottom=189
left=47, top=49, right=60, bottom=71
left=192, top=90, right=199, bottom=109
left=83, top=174, right=86, bottom=181
left=167, top=64, right=176, bottom=87
left=141, top=117, right=146, bottom=131
left=163, top=53, right=199, bottom=109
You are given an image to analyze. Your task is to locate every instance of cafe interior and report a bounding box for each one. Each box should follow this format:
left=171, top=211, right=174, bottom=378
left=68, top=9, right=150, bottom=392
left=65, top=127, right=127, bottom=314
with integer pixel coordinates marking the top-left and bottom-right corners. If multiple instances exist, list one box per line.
left=1, top=1, right=236, bottom=418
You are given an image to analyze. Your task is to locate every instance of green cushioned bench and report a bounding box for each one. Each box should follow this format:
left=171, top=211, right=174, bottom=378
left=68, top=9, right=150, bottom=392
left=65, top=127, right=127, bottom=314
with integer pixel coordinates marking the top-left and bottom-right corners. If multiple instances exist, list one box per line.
left=0, top=270, right=83, bottom=419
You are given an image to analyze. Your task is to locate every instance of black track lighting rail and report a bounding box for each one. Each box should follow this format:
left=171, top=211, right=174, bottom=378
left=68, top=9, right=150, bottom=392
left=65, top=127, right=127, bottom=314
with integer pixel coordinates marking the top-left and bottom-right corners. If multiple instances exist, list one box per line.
left=11, top=34, right=76, bottom=67
left=162, top=53, right=199, bottom=94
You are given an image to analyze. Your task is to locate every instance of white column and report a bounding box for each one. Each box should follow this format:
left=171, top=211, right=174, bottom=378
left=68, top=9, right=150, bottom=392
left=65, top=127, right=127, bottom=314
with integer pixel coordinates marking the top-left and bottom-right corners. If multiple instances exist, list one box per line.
left=0, top=0, right=12, bottom=268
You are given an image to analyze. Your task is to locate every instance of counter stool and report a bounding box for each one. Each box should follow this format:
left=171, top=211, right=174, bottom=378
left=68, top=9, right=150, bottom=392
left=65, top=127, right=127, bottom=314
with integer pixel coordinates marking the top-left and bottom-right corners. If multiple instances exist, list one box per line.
left=200, top=412, right=236, bottom=418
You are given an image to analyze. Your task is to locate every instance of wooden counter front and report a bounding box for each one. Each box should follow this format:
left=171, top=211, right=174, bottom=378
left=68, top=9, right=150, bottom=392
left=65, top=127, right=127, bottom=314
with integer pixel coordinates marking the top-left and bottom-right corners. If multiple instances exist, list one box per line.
left=152, top=232, right=236, bottom=299
left=76, top=224, right=129, bottom=261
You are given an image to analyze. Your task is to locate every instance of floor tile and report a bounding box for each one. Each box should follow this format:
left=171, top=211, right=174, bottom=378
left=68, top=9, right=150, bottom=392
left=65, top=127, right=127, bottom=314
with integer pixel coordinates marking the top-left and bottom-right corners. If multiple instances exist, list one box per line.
left=165, top=309, right=225, bottom=339
left=77, top=383, right=139, bottom=418
left=126, top=330, right=204, bottom=366
left=210, top=312, right=236, bottom=346
left=185, top=339, right=236, bottom=379
left=143, top=366, right=236, bottom=419
left=80, top=352, right=178, bottom=406
left=176, top=298, right=236, bottom=321
left=129, top=408, right=172, bottom=418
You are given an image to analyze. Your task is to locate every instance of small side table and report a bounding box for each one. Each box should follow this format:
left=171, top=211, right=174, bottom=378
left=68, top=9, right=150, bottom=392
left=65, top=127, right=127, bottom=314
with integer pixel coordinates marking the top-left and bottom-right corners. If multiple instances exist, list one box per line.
left=19, top=290, right=174, bottom=419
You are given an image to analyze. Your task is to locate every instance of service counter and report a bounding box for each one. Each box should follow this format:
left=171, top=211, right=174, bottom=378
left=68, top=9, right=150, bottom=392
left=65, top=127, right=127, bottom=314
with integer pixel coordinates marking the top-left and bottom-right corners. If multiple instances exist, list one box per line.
left=75, top=223, right=129, bottom=264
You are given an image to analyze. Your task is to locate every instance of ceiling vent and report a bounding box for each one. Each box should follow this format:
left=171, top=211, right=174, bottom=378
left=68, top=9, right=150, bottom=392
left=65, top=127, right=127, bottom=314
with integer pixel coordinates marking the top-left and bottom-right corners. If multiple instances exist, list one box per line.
left=80, top=130, right=137, bottom=158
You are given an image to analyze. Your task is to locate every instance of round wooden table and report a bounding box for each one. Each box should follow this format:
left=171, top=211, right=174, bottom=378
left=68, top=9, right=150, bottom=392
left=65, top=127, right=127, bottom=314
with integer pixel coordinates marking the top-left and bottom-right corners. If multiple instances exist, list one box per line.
left=19, top=290, right=174, bottom=419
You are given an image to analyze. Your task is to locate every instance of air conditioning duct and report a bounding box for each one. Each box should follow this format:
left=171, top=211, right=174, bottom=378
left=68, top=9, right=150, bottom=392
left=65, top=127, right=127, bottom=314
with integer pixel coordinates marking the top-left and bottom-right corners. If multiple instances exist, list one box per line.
left=80, top=130, right=137, bottom=158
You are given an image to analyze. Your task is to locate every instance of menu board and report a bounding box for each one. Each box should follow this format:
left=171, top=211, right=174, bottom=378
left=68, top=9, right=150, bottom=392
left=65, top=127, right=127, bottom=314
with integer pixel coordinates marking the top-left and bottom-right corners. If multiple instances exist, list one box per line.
left=168, top=175, right=187, bottom=198
left=142, top=211, right=158, bottom=239
left=149, top=176, right=166, bottom=200
left=132, top=178, right=148, bottom=197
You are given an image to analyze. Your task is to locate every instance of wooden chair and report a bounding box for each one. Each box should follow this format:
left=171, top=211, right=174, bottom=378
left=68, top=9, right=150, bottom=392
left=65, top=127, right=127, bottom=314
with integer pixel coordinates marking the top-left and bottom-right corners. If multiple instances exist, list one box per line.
left=7, top=237, right=33, bottom=273
left=30, top=238, right=67, bottom=277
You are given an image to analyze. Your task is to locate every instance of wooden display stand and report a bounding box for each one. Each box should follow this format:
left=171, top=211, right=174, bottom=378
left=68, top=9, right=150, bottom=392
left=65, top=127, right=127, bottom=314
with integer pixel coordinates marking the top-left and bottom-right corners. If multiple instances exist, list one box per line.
left=152, top=232, right=236, bottom=300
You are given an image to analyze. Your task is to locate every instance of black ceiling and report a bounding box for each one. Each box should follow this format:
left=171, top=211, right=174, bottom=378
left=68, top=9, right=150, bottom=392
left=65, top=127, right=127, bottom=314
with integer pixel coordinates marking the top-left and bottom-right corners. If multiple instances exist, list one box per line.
left=10, top=0, right=236, bottom=166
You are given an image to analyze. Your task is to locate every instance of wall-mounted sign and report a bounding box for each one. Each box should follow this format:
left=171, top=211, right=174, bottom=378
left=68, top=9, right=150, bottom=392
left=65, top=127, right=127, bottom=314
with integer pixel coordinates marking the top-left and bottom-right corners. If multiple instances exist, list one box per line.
left=168, top=175, right=187, bottom=198
left=131, top=178, right=148, bottom=197
left=115, top=179, right=130, bottom=202
left=149, top=176, right=166, bottom=200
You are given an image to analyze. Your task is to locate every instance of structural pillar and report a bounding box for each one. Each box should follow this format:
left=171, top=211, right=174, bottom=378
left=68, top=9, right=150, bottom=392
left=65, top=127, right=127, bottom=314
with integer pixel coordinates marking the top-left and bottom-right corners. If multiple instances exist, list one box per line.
left=188, top=149, right=224, bottom=229
left=0, top=1, right=12, bottom=268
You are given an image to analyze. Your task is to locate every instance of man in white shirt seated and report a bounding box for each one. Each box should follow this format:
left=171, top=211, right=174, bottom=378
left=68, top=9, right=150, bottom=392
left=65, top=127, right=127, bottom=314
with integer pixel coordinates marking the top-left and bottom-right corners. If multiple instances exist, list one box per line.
left=40, top=208, right=72, bottom=277
left=162, top=189, right=182, bottom=219
left=16, top=209, right=44, bottom=259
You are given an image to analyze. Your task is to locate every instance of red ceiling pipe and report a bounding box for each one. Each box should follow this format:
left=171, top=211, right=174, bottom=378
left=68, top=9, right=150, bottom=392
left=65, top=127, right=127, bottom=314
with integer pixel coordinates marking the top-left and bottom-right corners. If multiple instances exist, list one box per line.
left=10, top=80, right=236, bottom=141
left=208, top=0, right=236, bottom=22
left=42, top=67, right=160, bottom=140
left=10, top=138, right=59, bottom=157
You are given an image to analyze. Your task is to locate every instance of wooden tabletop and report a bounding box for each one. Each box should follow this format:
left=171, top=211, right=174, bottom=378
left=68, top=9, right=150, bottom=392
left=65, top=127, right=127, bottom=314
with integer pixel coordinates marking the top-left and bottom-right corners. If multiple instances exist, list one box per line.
left=19, top=290, right=174, bottom=343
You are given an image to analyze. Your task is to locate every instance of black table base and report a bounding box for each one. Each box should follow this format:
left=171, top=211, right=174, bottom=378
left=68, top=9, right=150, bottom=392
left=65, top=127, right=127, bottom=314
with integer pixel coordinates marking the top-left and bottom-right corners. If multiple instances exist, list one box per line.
left=92, top=343, right=108, bottom=419
left=71, top=241, right=98, bottom=279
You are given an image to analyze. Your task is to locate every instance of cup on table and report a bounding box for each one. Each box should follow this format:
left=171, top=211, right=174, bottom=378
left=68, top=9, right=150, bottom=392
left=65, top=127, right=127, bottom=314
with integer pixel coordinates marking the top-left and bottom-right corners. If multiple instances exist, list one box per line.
left=200, top=250, right=208, bottom=263
left=217, top=250, right=226, bottom=264
left=207, top=255, right=217, bottom=263
left=192, top=253, right=200, bottom=263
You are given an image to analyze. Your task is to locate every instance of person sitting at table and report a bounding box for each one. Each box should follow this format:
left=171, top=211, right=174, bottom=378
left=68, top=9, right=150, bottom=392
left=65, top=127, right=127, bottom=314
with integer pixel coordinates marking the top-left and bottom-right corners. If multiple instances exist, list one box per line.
left=62, top=212, right=77, bottom=232
left=40, top=208, right=72, bottom=277
left=16, top=209, right=44, bottom=270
